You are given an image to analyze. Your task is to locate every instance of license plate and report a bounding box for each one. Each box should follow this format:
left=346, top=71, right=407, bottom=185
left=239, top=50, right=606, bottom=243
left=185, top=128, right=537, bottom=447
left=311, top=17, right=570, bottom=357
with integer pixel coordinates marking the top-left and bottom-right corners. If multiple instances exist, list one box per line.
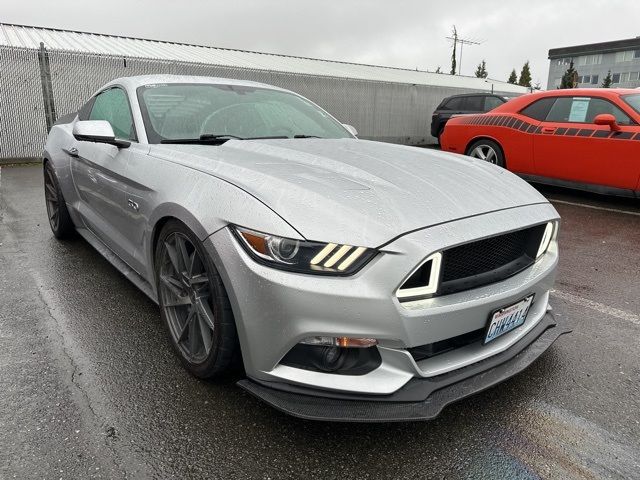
left=484, top=294, right=535, bottom=344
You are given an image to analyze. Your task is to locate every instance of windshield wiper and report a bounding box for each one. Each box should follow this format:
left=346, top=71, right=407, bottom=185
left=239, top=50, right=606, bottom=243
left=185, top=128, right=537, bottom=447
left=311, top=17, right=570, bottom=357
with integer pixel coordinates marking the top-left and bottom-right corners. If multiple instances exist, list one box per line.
left=245, top=135, right=289, bottom=140
left=293, top=134, right=323, bottom=139
left=160, top=134, right=245, bottom=144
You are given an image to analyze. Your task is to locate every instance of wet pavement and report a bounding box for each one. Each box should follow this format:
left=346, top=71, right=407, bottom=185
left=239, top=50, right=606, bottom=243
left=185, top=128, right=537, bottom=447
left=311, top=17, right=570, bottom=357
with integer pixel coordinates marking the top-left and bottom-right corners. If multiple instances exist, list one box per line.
left=1, top=164, right=639, bottom=479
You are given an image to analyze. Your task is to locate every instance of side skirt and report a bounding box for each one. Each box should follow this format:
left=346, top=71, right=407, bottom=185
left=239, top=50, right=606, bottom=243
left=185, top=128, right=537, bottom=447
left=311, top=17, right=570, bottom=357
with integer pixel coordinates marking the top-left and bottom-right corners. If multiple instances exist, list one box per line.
left=76, top=226, right=159, bottom=304
left=519, top=174, right=639, bottom=199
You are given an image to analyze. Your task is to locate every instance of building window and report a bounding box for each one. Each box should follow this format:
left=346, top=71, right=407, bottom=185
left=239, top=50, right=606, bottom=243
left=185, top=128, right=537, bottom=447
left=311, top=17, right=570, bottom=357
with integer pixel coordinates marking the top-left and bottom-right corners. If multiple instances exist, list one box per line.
left=615, top=50, right=635, bottom=62
left=556, top=57, right=572, bottom=66
left=591, top=75, right=599, bottom=85
left=577, top=54, right=602, bottom=66
left=630, top=72, right=640, bottom=81
left=612, top=73, right=621, bottom=84
left=582, top=75, right=591, bottom=84
left=621, top=72, right=631, bottom=83
left=635, top=50, right=640, bottom=59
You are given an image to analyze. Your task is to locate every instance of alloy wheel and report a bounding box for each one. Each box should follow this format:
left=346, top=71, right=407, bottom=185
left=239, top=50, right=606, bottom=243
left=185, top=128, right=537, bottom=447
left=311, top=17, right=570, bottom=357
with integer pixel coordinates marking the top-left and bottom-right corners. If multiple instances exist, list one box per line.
left=469, top=144, right=498, bottom=164
left=44, top=168, right=60, bottom=231
left=159, top=232, right=215, bottom=363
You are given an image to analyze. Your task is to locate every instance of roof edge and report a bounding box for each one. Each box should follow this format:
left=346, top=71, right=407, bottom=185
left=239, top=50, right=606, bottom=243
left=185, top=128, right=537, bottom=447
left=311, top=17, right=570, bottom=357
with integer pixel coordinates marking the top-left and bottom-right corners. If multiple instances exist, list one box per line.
left=0, top=21, right=522, bottom=88
left=548, top=36, right=640, bottom=58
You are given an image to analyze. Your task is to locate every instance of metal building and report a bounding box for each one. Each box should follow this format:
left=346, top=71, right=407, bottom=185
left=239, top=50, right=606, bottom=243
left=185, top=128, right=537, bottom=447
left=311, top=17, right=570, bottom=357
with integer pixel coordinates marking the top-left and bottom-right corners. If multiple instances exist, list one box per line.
left=0, top=23, right=527, bottom=160
left=548, top=37, right=640, bottom=89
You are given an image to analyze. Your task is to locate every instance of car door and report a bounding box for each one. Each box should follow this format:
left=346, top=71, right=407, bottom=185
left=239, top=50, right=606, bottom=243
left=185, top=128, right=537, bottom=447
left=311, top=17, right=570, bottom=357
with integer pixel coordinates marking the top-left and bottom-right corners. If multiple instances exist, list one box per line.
left=70, top=87, right=140, bottom=263
left=533, top=96, right=639, bottom=189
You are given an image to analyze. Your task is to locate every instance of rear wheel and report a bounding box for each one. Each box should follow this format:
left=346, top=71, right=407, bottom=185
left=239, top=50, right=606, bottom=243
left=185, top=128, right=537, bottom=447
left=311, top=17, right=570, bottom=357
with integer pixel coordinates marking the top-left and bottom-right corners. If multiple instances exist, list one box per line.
left=466, top=139, right=505, bottom=167
left=44, top=162, right=75, bottom=239
left=155, top=220, right=239, bottom=378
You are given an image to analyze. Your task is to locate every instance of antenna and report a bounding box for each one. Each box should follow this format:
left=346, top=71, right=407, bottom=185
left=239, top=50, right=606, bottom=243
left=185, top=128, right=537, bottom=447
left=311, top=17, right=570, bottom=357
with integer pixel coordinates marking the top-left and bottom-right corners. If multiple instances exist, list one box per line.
left=446, top=29, right=483, bottom=75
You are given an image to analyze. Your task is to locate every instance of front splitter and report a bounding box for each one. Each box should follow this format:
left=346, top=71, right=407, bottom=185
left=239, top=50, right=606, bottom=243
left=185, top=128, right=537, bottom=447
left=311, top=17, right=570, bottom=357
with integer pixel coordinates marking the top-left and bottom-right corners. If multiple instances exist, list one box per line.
left=237, top=312, right=570, bottom=422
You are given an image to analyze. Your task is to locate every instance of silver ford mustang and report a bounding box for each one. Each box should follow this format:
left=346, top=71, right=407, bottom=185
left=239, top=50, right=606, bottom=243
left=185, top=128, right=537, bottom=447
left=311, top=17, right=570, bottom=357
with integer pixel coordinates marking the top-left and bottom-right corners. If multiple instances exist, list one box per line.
left=43, top=75, right=569, bottom=421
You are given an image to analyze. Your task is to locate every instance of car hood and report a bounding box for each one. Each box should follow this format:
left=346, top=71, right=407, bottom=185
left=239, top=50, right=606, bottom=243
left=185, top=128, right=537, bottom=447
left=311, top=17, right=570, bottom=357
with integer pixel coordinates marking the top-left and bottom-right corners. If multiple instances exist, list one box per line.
left=149, top=139, right=548, bottom=247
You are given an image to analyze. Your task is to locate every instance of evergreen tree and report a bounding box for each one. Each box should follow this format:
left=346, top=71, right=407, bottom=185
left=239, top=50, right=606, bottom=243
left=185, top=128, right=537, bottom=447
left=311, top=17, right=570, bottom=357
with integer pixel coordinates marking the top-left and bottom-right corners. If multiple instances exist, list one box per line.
left=601, top=70, right=612, bottom=88
left=560, top=61, right=578, bottom=89
left=450, top=26, right=457, bottom=75
left=475, top=60, right=488, bottom=78
left=518, top=61, right=532, bottom=88
left=507, top=69, right=518, bottom=84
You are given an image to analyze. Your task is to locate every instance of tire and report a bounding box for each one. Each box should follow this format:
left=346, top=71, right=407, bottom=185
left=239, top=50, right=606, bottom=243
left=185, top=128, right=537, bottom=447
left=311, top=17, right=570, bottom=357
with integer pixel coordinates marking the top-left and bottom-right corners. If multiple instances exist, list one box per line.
left=466, top=139, right=505, bottom=167
left=43, top=162, right=75, bottom=239
left=155, top=220, right=239, bottom=378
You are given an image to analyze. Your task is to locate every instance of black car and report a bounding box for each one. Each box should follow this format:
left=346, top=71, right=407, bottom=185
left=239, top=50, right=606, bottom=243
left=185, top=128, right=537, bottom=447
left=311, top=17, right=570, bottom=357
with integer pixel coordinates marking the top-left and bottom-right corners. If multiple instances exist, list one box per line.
left=431, top=93, right=508, bottom=142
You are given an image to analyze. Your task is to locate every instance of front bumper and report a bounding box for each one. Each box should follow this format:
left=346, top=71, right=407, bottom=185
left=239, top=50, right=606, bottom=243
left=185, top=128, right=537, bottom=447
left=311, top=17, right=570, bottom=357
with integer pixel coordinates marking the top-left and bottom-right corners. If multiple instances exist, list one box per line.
left=238, top=311, right=570, bottom=422
left=205, top=202, right=561, bottom=404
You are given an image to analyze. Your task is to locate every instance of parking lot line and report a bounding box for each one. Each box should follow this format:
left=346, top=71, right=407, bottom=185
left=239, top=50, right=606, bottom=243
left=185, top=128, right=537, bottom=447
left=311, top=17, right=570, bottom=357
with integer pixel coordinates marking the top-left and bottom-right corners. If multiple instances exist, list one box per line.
left=552, top=289, right=640, bottom=326
left=548, top=198, right=640, bottom=217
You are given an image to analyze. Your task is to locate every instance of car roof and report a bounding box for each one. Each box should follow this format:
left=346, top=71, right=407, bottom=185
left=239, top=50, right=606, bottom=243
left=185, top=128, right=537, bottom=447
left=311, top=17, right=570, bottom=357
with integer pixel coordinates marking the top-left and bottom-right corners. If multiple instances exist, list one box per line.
left=490, top=88, right=640, bottom=113
left=101, top=74, right=284, bottom=92
left=442, top=92, right=504, bottom=99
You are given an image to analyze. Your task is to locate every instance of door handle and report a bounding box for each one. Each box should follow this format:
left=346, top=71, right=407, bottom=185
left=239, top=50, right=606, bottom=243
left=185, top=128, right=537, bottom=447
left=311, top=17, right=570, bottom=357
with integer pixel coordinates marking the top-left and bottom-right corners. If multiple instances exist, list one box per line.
left=541, top=127, right=556, bottom=134
left=127, top=199, right=139, bottom=212
left=63, top=146, right=79, bottom=157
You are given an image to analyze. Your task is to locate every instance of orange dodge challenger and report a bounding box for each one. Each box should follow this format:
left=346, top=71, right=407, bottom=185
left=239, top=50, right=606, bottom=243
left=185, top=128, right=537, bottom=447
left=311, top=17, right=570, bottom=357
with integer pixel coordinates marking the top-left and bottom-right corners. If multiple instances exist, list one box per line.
left=440, top=89, right=640, bottom=197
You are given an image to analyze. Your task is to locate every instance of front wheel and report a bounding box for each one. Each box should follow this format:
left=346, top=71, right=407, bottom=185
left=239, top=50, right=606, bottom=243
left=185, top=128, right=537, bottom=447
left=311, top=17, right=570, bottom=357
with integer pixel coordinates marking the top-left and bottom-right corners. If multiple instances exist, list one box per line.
left=466, top=139, right=505, bottom=167
left=155, top=220, right=239, bottom=378
left=44, top=162, right=75, bottom=239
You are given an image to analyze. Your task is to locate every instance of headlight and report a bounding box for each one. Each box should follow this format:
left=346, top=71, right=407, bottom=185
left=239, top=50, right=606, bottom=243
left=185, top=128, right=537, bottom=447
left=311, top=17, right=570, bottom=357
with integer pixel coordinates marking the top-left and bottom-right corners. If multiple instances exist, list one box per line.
left=233, top=226, right=376, bottom=275
left=536, top=221, right=557, bottom=259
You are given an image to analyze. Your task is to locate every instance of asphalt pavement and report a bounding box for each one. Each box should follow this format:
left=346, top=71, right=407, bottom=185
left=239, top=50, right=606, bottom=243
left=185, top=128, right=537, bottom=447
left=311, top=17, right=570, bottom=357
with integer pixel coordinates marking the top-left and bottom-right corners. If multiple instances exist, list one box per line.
left=1, top=164, right=639, bottom=479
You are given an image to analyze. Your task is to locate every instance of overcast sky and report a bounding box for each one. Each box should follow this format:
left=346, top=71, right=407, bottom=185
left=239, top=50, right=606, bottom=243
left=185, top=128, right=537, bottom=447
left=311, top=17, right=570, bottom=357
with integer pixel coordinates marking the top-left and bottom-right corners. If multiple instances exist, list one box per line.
left=4, top=0, right=640, bottom=88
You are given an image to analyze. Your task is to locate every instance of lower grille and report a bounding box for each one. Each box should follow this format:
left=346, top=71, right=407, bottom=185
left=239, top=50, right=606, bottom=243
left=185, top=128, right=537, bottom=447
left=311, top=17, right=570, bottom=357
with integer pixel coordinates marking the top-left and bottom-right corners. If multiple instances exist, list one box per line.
left=409, top=328, right=484, bottom=362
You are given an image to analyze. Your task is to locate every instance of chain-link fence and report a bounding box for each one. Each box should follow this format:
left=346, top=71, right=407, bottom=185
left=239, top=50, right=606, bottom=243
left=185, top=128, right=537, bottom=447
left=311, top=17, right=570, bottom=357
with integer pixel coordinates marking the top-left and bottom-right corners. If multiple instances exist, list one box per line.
left=0, top=45, right=514, bottom=160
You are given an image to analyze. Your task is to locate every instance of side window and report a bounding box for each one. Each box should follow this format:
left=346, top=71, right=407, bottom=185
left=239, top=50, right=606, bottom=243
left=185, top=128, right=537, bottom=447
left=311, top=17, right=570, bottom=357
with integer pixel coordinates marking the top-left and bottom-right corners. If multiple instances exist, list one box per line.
left=484, top=96, right=505, bottom=112
left=89, top=88, right=136, bottom=140
left=584, top=98, right=632, bottom=125
left=464, top=96, right=484, bottom=111
left=545, top=97, right=632, bottom=125
left=520, top=97, right=557, bottom=121
left=442, top=97, right=464, bottom=111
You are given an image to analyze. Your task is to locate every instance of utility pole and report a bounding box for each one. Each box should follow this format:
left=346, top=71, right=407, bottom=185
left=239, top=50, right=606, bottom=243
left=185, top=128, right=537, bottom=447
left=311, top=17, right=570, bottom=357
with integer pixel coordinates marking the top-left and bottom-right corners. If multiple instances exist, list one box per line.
left=446, top=28, right=483, bottom=75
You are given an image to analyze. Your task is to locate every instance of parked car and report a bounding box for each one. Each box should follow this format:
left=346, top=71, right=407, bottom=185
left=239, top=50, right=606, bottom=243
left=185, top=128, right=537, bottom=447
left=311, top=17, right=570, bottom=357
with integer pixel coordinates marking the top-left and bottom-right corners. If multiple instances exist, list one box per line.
left=440, top=89, right=640, bottom=197
left=431, top=93, right=508, bottom=142
left=43, top=75, right=568, bottom=421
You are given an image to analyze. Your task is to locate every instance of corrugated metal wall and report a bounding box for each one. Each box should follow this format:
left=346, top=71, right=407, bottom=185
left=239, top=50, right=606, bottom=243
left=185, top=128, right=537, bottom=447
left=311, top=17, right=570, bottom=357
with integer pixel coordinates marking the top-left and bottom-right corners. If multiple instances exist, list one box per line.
left=0, top=46, right=516, bottom=159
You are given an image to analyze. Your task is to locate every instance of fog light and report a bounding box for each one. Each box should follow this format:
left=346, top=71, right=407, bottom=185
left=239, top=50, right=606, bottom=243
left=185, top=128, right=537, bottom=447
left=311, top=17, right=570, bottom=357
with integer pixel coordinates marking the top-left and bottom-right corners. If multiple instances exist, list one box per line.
left=321, top=346, right=345, bottom=371
left=300, top=336, right=378, bottom=348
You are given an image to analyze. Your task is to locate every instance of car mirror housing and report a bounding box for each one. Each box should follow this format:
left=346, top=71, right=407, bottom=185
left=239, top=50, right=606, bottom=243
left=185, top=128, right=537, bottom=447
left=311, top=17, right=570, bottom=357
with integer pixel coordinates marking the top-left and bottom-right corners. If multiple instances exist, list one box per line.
left=593, top=113, right=621, bottom=132
left=342, top=123, right=358, bottom=137
left=72, top=120, right=131, bottom=148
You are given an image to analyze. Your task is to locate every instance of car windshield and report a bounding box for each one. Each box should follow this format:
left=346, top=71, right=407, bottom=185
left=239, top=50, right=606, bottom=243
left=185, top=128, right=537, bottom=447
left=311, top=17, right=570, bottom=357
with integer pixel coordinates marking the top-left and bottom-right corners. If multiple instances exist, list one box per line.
left=137, top=83, right=352, bottom=143
left=622, top=94, right=640, bottom=115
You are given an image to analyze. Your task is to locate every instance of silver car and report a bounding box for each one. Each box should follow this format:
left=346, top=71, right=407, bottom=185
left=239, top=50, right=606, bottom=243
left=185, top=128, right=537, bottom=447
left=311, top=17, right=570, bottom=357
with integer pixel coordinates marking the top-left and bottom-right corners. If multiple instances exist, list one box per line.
left=43, top=75, right=569, bottom=421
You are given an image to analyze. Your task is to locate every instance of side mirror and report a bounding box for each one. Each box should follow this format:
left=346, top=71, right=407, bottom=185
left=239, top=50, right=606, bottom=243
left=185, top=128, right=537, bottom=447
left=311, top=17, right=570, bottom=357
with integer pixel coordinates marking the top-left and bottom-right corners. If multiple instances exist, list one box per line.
left=73, top=120, right=131, bottom=148
left=593, top=113, right=621, bottom=132
left=342, top=124, right=358, bottom=137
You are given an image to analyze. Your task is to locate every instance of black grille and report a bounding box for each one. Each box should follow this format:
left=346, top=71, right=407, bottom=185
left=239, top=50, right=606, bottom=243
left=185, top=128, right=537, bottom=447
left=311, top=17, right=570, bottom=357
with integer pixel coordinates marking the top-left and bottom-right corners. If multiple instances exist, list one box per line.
left=398, top=224, right=547, bottom=300
left=439, top=224, right=546, bottom=296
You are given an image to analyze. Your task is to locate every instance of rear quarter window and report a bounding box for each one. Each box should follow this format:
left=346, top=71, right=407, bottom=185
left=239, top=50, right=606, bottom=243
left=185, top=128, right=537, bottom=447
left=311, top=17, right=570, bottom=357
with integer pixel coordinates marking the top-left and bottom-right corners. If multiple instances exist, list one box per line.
left=520, top=97, right=557, bottom=121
